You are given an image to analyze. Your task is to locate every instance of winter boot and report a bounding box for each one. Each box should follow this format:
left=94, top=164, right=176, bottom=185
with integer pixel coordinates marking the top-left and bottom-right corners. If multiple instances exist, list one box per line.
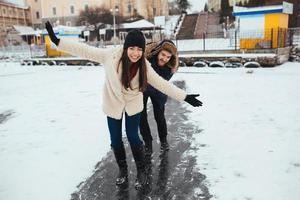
left=144, top=140, right=153, bottom=157
left=144, top=140, right=153, bottom=170
left=112, top=146, right=128, bottom=186
left=131, top=145, right=147, bottom=190
left=160, top=138, right=169, bottom=152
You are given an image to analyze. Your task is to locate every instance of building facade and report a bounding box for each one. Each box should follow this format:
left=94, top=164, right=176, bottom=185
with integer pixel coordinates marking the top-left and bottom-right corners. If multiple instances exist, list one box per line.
left=24, top=0, right=42, bottom=28
left=0, top=0, right=31, bottom=29
left=208, top=0, right=249, bottom=12
left=27, top=0, right=168, bottom=27
left=0, top=0, right=32, bottom=46
left=109, top=0, right=169, bottom=20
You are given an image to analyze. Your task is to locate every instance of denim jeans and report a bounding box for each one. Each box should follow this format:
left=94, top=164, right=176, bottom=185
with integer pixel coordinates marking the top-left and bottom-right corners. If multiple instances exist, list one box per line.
left=107, top=112, right=143, bottom=149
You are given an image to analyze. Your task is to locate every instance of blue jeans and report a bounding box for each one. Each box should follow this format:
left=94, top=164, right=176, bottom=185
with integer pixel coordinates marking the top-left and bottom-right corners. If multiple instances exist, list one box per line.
left=107, top=112, right=143, bottom=149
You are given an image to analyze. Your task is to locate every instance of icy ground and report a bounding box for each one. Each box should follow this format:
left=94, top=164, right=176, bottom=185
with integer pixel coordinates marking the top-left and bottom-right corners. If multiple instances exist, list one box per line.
left=0, top=62, right=300, bottom=200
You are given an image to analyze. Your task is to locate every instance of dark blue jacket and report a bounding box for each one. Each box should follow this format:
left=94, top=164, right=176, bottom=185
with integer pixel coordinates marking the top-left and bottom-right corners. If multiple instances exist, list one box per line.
left=145, top=56, right=173, bottom=106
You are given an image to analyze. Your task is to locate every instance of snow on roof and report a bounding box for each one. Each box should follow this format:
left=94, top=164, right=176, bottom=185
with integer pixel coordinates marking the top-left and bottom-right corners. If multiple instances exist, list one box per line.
left=41, top=25, right=85, bottom=35
left=121, top=19, right=158, bottom=29
left=0, top=0, right=28, bottom=8
left=164, top=15, right=180, bottom=36
left=233, top=5, right=283, bottom=16
left=13, top=25, right=40, bottom=36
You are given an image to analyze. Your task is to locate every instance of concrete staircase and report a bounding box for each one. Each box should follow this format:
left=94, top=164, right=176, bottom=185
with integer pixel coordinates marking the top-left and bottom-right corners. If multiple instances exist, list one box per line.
left=194, top=12, right=223, bottom=39
left=176, top=13, right=198, bottom=39
left=194, top=12, right=209, bottom=39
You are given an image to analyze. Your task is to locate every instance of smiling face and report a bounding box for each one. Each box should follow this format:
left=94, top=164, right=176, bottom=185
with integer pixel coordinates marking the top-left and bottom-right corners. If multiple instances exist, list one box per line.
left=157, top=49, right=172, bottom=67
left=127, top=46, right=143, bottom=63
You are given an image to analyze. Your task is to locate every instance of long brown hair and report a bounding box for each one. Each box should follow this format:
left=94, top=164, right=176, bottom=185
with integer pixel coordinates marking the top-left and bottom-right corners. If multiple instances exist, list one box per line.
left=118, top=49, right=148, bottom=92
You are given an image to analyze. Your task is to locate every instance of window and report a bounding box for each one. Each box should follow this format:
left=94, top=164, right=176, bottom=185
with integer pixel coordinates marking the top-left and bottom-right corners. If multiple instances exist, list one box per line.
left=36, top=11, right=40, bottom=19
left=52, top=7, right=56, bottom=15
left=70, top=5, right=74, bottom=14
left=153, top=8, right=156, bottom=16
left=84, top=4, right=88, bottom=11
left=3, top=9, right=6, bottom=15
left=35, top=0, right=38, bottom=2
left=128, top=4, right=131, bottom=13
left=66, top=21, right=71, bottom=26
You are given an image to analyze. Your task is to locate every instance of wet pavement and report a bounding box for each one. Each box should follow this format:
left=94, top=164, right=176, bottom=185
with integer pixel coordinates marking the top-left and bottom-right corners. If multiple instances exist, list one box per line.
left=70, top=81, right=211, bottom=200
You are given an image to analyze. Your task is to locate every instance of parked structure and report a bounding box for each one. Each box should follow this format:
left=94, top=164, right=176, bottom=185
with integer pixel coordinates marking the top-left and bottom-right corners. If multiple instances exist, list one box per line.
left=208, top=0, right=300, bottom=28
left=233, top=3, right=292, bottom=49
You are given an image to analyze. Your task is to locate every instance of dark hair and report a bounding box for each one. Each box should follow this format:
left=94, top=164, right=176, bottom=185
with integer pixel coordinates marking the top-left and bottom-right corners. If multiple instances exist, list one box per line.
left=118, top=49, right=148, bottom=92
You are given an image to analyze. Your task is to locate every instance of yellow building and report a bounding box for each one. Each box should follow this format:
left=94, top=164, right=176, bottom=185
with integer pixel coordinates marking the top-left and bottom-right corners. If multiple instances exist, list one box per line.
left=233, top=3, right=292, bottom=49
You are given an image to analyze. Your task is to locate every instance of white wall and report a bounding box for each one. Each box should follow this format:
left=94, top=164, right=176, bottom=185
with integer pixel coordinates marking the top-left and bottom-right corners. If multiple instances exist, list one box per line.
left=239, top=15, right=265, bottom=39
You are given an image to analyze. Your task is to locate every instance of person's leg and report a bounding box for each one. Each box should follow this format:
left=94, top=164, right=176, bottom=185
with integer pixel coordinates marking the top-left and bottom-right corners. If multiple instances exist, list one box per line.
left=151, top=97, right=169, bottom=151
left=139, top=93, right=153, bottom=155
left=107, top=116, right=128, bottom=185
left=125, top=112, right=143, bottom=148
left=125, top=112, right=147, bottom=190
left=107, top=116, right=124, bottom=149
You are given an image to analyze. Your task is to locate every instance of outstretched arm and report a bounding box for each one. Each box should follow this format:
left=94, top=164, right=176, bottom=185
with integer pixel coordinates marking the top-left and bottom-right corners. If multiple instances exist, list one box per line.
left=146, top=62, right=202, bottom=107
left=45, top=21, right=111, bottom=63
left=45, top=21, right=60, bottom=45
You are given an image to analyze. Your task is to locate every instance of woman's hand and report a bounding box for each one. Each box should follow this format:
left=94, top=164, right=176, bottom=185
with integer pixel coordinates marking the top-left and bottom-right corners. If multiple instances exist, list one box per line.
left=45, top=21, right=60, bottom=46
left=184, top=94, right=203, bottom=107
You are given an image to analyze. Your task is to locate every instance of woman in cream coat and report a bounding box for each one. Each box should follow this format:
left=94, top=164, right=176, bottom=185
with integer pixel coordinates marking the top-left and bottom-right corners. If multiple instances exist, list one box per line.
left=45, top=21, right=202, bottom=190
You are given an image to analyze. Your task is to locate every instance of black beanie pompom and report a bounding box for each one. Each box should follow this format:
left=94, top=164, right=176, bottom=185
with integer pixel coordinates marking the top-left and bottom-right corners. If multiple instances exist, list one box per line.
left=123, top=29, right=145, bottom=52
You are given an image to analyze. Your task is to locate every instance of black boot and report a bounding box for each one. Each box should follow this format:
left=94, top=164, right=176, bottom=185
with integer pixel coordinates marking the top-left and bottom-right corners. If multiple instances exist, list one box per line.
left=131, top=145, right=147, bottom=190
left=112, top=146, right=128, bottom=186
left=144, top=140, right=153, bottom=157
left=160, top=138, right=169, bottom=152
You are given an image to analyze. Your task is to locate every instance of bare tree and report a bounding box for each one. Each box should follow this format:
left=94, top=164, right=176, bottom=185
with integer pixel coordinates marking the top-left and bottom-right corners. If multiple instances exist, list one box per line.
left=204, top=3, right=208, bottom=12
left=77, top=6, right=124, bottom=28
left=176, top=0, right=191, bottom=13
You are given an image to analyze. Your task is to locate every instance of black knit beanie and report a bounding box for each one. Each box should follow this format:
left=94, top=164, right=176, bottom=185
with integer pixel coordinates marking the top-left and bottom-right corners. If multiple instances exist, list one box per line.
left=123, top=29, right=145, bottom=52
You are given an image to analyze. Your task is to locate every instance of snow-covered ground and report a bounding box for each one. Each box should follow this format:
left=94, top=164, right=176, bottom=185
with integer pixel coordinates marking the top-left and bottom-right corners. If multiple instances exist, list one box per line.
left=0, top=62, right=300, bottom=200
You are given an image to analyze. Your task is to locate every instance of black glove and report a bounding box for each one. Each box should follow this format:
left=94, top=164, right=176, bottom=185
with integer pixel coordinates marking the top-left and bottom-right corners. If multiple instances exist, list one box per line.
left=45, top=21, right=60, bottom=46
left=184, top=94, right=203, bottom=107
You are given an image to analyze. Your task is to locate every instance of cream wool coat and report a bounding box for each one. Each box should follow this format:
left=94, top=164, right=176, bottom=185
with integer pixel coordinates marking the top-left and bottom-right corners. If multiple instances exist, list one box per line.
left=58, top=39, right=187, bottom=119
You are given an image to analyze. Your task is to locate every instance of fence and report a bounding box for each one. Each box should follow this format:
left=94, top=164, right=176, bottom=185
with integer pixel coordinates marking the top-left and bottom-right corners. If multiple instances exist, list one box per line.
left=176, top=28, right=300, bottom=52
left=1, top=28, right=300, bottom=58
left=0, top=44, right=46, bottom=59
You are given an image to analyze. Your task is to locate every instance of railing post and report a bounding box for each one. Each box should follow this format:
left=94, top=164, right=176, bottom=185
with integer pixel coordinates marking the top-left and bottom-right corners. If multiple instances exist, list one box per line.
left=288, top=29, right=291, bottom=46
left=235, top=30, right=237, bottom=51
left=203, top=33, right=206, bottom=51
left=277, top=27, right=280, bottom=48
left=271, top=28, right=274, bottom=49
